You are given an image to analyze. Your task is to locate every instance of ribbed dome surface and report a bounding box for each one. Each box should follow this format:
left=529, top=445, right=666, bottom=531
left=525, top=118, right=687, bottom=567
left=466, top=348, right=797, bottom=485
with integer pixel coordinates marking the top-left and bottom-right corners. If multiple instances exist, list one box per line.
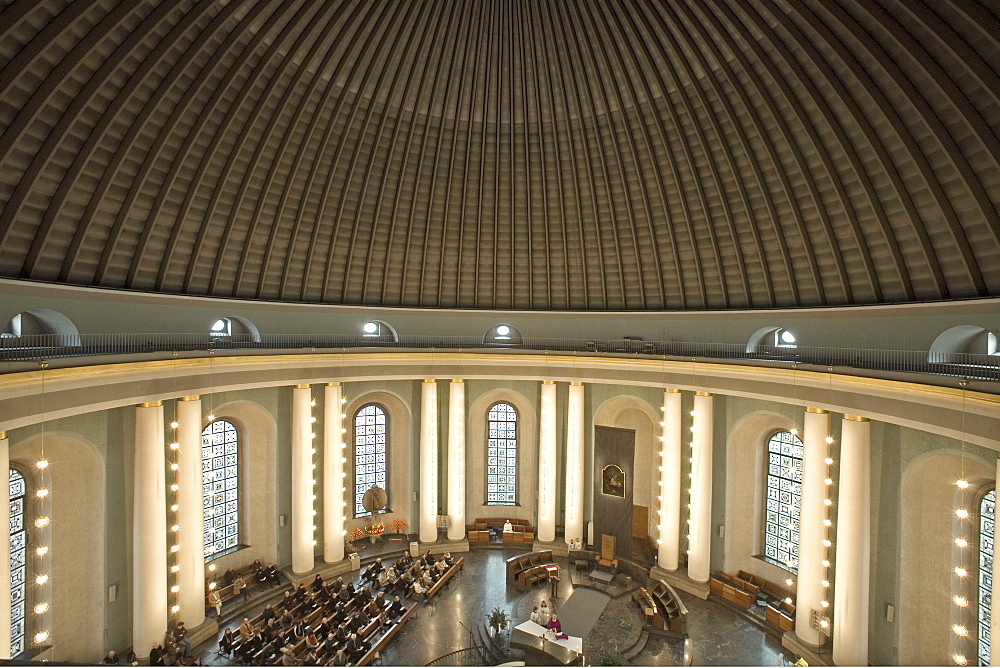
left=0, top=0, right=997, bottom=310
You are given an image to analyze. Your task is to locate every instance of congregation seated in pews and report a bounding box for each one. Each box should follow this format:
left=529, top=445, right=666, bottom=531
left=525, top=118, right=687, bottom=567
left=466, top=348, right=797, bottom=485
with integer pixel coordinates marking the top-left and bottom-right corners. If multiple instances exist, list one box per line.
left=206, top=560, right=283, bottom=614
left=216, top=551, right=463, bottom=666
left=466, top=517, right=535, bottom=544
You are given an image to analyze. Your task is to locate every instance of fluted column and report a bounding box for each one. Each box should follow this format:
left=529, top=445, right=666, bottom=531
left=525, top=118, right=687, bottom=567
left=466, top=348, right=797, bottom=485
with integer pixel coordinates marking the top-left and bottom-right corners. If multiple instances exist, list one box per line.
left=537, top=381, right=557, bottom=543
left=134, top=402, right=167, bottom=656
left=833, top=415, right=870, bottom=667
left=658, top=390, right=682, bottom=570
left=992, top=454, right=1000, bottom=667
left=0, top=432, right=10, bottom=660
left=688, top=392, right=713, bottom=583
left=564, top=383, right=585, bottom=545
left=324, top=383, right=346, bottom=563
left=175, top=397, right=205, bottom=628
left=795, top=408, right=830, bottom=647
left=447, top=380, right=466, bottom=541
left=419, top=380, right=439, bottom=543
left=291, top=385, right=314, bottom=574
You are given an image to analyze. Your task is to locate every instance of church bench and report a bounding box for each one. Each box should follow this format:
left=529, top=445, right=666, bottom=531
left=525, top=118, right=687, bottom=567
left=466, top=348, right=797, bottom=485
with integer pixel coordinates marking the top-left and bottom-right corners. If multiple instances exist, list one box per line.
left=205, top=563, right=269, bottom=610
left=709, top=572, right=754, bottom=609
left=425, top=557, right=464, bottom=601
left=505, top=549, right=553, bottom=583
left=766, top=600, right=796, bottom=632
left=356, top=601, right=419, bottom=666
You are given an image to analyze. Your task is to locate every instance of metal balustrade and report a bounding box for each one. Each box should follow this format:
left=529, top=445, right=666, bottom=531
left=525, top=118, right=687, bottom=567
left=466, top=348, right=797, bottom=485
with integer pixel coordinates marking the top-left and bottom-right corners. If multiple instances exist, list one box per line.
left=1, top=332, right=998, bottom=383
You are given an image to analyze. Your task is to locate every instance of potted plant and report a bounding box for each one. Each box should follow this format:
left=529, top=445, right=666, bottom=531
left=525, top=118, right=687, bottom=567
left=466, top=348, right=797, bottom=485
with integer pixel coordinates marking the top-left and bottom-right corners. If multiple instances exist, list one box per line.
left=486, top=606, right=510, bottom=637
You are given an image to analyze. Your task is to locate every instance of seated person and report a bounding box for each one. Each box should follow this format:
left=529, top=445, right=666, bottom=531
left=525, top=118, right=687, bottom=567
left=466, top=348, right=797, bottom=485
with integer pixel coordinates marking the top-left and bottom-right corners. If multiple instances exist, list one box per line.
left=280, top=609, right=294, bottom=629
left=337, top=583, right=350, bottom=601
left=148, top=643, right=165, bottom=667
left=434, top=557, right=449, bottom=573
left=422, top=550, right=435, bottom=567
left=367, top=598, right=381, bottom=617
left=443, top=551, right=454, bottom=565
left=420, top=571, right=435, bottom=589
left=262, top=604, right=277, bottom=624
left=231, top=574, right=250, bottom=604
left=239, top=617, right=254, bottom=642
left=411, top=577, right=427, bottom=598
left=311, top=574, right=325, bottom=592
left=503, top=519, right=514, bottom=533
left=304, top=631, right=319, bottom=649
left=331, top=647, right=349, bottom=666
left=102, top=650, right=120, bottom=665
left=293, top=584, right=308, bottom=602
left=546, top=613, right=567, bottom=639
left=388, top=595, right=405, bottom=618
left=219, top=628, right=236, bottom=656
left=264, top=563, right=281, bottom=585
left=223, top=567, right=238, bottom=586
left=377, top=566, right=395, bottom=588
left=346, top=581, right=357, bottom=596
left=125, top=649, right=138, bottom=666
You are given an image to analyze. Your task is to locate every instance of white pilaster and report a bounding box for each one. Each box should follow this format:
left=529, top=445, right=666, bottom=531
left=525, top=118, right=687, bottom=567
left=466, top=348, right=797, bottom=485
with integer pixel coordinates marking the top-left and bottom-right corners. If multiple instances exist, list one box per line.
left=175, top=397, right=205, bottom=628
left=291, top=385, right=314, bottom=574
left=795, top=408, right=829, bottom=647
left=0, top=433, right=10, bottom=659
left=537, top=381, right=557, bottom=543
left=419, top=380, right=439, bottom=543
left=833, top=415, right=870, bottom=667
left=133, top=402, right=167, bottom=656
left=447, top=380, right=466, bottom=542
left=324, top=383, right=346, bottom=563
left=688, top=392, right=713, bottom=583
left=658, top=389, right=682, bottom=570
left=564, top=383, right=585, bottom=545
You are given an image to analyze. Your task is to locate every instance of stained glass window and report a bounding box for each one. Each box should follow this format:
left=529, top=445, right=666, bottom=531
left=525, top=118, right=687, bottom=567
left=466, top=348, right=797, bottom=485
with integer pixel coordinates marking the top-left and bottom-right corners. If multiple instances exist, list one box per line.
left=487, top=403, right=517, bottom=505
left=9, top=469, right=26, bottom=657
left=354, top=405, right=387, bottom=517
left=202, top=420, right=239, bottom=558
left=979, top=489, right=994, bottom=666
left=764, top=431, right=803, bottom=569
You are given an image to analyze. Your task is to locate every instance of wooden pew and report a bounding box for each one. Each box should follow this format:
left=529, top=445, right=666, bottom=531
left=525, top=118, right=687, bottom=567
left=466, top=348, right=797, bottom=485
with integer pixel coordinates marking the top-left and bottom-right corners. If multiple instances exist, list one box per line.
left=425, top=557, right=465, bottom=601
left=356, top=602, right=418, bottom=666
left=505, top=550, right=553, bottom=584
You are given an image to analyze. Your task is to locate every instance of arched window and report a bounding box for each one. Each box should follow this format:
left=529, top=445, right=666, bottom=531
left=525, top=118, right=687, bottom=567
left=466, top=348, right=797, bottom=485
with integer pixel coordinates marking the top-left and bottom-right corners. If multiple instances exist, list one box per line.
left=9, top=469, right=27, bottom=656
left=487, top=403, right=517, bottom=505
left=202, top=420, right=240, bottom=559
left=979, top=489, right=995, bottom=665
left=763, top=431, right=804, bottom=569
left=354, top=405, right=387, bottom=517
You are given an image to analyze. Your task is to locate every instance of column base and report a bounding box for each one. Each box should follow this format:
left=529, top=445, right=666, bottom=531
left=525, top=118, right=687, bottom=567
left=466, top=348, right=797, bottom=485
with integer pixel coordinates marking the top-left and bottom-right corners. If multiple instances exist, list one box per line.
left=781, top=631, right=832, bottom=666
left=649, top=565, right=710, bottom=600
left=186, top=617, right=219, bottom=650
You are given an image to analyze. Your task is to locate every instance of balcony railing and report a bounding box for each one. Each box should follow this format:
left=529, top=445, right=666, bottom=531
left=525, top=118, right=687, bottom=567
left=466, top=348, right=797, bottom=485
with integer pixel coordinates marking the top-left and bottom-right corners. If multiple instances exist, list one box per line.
left=1, top=333, right=998, bottom=383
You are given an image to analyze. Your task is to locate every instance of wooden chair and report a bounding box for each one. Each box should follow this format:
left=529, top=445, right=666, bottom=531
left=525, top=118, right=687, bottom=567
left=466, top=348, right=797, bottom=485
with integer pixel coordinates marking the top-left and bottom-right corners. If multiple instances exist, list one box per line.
left=596, top=535, right=619, bottom=574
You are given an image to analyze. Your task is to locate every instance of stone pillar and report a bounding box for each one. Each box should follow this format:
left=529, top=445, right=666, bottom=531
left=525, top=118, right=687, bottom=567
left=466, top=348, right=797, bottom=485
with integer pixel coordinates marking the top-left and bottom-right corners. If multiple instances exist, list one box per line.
left=175, top=397, right=205, bottom=628
left=795, top=408, right=829, bottom=647
left=447, top=380, right=466, bottom=542
left=658, top=389, right=682, bottom=570
left=992, top=455, right=1000, bottom=667
left=564, top=383, right=585, bottom=545
left=134, top=402, right=167, bottom=656
left=324, top=383, right=346, bottom=563
left=537, top=381, right=557, bottom=543
left=688, top=392, right=713, bottom=583
left=291, top=385, right=314, bottom=574
left=0, top=432, right=10, bottom=660
left=833, top=415, right=871, bottom=667
left=419, top=380, right=439, bottom=543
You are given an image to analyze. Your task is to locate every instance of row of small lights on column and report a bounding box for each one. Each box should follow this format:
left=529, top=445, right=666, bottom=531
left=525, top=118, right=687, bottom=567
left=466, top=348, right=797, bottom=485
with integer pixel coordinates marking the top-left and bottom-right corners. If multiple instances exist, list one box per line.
left=952, top=476, right=972, bottom=665
left=339, top=393, right=349, bottom=539
left=32, top=456, right=51, bottom=646
left=166, top=412, right=186, bottom=616
left=655, top=400, right=669, bottom=547
left=685, top=409, right=696, bottom=556
left=309, top=395, right=318, bottom=548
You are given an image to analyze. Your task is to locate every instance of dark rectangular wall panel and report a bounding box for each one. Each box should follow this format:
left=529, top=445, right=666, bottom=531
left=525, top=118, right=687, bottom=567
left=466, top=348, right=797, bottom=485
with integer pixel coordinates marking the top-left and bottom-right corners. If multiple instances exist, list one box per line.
left=593, top=425, right=634, bottom=558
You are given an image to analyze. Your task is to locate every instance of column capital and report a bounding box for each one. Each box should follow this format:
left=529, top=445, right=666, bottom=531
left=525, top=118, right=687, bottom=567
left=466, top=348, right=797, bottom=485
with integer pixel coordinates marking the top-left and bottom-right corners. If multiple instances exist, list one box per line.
left=294, top=384, right=310, bottom=390
left=805, top=407, right=828, bottom=414
left=569, top=381, right=583, bottom=386
left=844, top=414, right=869, bottom=422
left=664, top=388, right=680, bottom=393
left=0, top=431, right=5, bottom=440
left=423, top=378, right=437, bottom=384
left=695, top=391, right=712, bottom=397
left=325, top=382, right=340, bottom=387
left=178, top=395, right=199, bottom=402
left=542, top=380, right=555, bottom=385
left=137, top=400, right=162, bottom=408
left=451, top=379, right=464, bottom=384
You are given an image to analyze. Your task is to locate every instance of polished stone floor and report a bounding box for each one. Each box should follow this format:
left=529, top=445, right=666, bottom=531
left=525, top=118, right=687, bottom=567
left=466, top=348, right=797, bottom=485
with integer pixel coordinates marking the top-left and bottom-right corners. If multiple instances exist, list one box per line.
left=195, top=548, right=786, bottom=666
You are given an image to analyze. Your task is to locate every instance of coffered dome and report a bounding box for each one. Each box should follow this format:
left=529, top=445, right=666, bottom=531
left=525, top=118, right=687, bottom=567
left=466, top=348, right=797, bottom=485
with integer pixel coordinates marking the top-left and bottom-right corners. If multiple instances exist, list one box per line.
left=0, top=0, right=997, bottom=310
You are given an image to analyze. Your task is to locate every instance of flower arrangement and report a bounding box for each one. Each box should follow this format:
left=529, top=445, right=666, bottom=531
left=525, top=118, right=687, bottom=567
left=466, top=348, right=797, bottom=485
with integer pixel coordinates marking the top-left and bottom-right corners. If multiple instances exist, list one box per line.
left=366, top=522, right=385, bottom=535
left=348, top=527, right=365, bottom=542
left=389, top=518, right=408, bottom=534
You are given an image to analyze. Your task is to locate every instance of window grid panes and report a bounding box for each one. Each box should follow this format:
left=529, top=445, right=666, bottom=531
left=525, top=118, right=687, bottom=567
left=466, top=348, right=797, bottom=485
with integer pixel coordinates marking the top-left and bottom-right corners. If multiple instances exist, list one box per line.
left=487, top=403, right=517, bottom=505
left=202, top=420, right=239, bottom=559
left=9, top=469, right=26, bottom=657
left=764, top=431, right=803, bottom=569
left=355, top=405, right=387, bottom=517
left=979, top=489, right=994, bottom=666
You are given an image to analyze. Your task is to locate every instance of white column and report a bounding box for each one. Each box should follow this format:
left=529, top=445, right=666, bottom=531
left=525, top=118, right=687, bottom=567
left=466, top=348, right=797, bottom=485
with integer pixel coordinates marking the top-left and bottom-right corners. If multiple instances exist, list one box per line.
left=419, top=380, right=439, bottom=543
left=537, top=381, right=557, bottom=543
left=291, top=385, right=314, bottom=574
left=324, top=383, right=346, bottom=563
left=688, top=392, right=713, bottom=583
left=134, top=402, right=167, bottom=656
left=175, top=397, right=205, bottom=628
left=833, top=415, right=871, bottom=667
left=795, top=408, right=830, bottom=647
left=658, top=389, right=682, bottom=570
left=0, top=432, right=10, bottom=660
left=564, top=383, right=585, bottom=545
left=447, top=380, right=466, bottom=542
left=992, top=455, right=1000, bottom=667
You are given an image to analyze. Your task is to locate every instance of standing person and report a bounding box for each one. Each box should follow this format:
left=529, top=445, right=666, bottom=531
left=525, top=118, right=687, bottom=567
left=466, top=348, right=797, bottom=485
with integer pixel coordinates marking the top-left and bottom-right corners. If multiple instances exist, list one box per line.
left=232, top=574, right=249, bottom=604
left=208, top=587, right=222, bottom=617
left=538, top=600, right=551, bottom=625
left=530, top=606, right=540, bottom=624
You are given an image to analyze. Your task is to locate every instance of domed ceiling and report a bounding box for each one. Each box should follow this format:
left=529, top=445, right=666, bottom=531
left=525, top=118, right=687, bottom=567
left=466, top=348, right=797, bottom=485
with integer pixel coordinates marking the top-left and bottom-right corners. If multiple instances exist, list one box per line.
left=0, top=0, right=997, bottom=310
